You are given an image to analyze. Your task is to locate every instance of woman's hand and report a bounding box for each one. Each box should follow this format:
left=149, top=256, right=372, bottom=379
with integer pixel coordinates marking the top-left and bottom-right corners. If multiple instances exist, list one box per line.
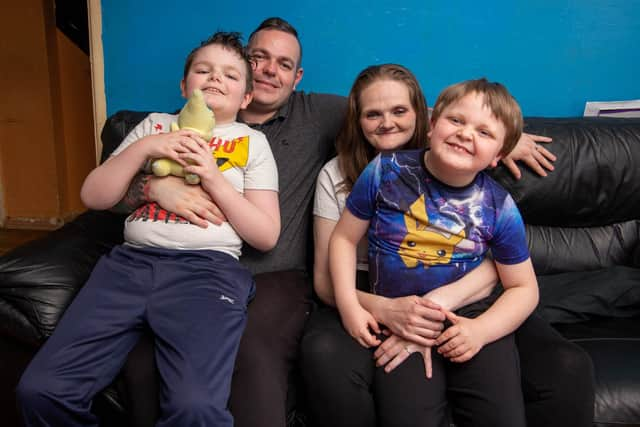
left=374, top=334, right=434, bottom=378
left=368, top=294, right=445, bottom=346
left=148, top=175, right=225, bottom=228
left=434, top=310, right=487, bottom=363
left=501, top=132, right=556, bottom=179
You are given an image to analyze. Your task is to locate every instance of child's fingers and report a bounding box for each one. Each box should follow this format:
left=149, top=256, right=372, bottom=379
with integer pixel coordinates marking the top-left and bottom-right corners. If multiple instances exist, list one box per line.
left=358, top=331, right=380, bottom=348
left=448, top=347, right=480, bottom=363
left=443, top=309, right=460, bottom=324
left=368, top=316, right=381, bottom=335
left=178, top=137, right=206, bottom=154
left=356, top=336, right=370, bottom=348
left=434, top=324, right=458, bottom=347
left=447, top=348, right=475, bottom=363
left=363, top=328, right=381, bottom=347
left=178, top=153, right=204, bottom=170
left=175, top=129, right=205, bottom=141
left=438, top=337, right=465, bottom=358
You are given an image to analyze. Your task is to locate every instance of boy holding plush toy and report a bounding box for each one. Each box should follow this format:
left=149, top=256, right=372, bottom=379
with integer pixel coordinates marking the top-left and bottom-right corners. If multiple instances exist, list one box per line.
left=17, top=31, right=279, bottom=427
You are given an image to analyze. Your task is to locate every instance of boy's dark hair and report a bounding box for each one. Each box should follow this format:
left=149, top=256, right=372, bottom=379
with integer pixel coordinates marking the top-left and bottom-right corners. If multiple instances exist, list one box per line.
left=183, top=31, right=253, bottom=92
left=430, top=78, right=523, bottom=156
left=248, top=17, right=302, bottom=68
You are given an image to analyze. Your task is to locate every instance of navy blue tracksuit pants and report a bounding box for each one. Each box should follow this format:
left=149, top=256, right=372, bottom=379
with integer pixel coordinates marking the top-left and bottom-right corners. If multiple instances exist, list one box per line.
left=17, top=245, right=255, bottom=427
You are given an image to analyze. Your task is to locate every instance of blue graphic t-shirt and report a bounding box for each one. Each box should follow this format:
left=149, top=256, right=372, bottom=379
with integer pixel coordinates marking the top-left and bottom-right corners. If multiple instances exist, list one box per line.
left=346, top=149, right=529, bottom=298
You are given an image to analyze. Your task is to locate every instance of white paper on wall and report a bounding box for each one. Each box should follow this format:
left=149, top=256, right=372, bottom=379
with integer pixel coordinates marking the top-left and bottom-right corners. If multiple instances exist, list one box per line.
left=584, top=100, right=640, bottom=117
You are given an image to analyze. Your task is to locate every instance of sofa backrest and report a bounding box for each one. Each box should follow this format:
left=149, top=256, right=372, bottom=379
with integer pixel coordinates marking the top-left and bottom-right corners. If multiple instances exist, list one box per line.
left=488, top=117, right=640, bottom=275
left=103, top=111, right=640, bottom=277
left=100, top=110, right=152, bottom=163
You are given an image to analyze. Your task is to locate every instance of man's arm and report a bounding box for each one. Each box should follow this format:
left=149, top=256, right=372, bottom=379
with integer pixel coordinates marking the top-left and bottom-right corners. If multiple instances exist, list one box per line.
left=110, top=172, right=151, bottom=214
left=111, top=173, right=224, bottom=227
left=501, top=132, right=556, bottom=179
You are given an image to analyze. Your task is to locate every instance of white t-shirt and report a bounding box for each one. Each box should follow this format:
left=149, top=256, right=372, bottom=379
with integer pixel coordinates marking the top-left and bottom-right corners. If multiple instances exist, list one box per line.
left=313, top=156, right=368, bottom=270
left=112, top=112, right=278, bottom=259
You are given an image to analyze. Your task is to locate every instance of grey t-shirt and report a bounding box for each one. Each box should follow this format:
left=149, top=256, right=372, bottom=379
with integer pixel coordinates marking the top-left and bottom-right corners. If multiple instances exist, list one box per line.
left=239, top=91, right=347, bottom=275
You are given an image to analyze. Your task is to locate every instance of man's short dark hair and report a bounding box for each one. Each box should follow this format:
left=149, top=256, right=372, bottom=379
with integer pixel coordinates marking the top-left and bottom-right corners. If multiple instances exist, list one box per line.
left=248, top=17, right=302, bottom=67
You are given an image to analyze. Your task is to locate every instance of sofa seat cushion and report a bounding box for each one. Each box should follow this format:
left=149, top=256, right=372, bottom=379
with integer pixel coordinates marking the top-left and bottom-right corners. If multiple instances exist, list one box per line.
left=574, top=337, right=640, bottom=426
left=0, top=210, right=126, bottom=346
left=537, top=266, right=640, bottom=324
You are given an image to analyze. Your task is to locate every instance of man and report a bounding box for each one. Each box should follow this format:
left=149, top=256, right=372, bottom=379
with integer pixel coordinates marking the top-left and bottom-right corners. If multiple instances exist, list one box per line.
left=121, top=17, right=590, bottom=427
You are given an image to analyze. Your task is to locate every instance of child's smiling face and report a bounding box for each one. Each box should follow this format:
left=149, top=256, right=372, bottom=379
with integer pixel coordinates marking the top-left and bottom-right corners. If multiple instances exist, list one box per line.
left=426, top=92, right=506, bottom=186
left=181, top=44, right=252, bottom=124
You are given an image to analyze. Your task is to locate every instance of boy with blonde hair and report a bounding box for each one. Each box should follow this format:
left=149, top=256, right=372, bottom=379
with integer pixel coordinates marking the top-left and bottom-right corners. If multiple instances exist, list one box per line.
left=332, top=78, right=538, bottom=426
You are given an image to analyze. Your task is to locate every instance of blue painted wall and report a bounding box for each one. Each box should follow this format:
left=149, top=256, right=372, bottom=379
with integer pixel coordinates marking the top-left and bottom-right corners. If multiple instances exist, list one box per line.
left=102, top=1, right=640, bottom=118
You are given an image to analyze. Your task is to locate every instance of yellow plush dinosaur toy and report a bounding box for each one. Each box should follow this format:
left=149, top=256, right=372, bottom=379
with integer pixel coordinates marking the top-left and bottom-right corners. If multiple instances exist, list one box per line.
left=151, top=88, right=216, bottom=185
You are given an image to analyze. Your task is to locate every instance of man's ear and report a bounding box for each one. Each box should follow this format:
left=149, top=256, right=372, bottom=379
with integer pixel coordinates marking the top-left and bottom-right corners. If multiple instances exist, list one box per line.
left=292, top=67, right=304, bottom=90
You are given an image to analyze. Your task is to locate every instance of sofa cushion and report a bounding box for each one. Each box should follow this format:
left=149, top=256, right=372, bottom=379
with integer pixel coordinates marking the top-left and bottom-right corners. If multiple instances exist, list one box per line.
left=0, top=210, right=125, bottom=345
left=537, top=266, right=640, bottom=324
left=573, top=337, right=640, bottom=426
left=489, top=117, right=640, bottom=227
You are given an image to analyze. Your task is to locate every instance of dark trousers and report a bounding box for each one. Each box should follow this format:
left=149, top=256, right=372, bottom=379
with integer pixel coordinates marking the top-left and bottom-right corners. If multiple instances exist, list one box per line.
left=300, top=306, right=595, bottom=427
left=121, top=270, right=313, bottom=427
left=300, top=303, right=526, bottom=427
left=16, top=245, right=254, bottom=427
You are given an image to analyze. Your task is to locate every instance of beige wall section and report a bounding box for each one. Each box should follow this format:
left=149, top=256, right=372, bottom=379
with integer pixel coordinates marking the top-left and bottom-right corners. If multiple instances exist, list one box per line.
left=89, top=0, right=106, bottom=164
left=0, top=1, right=95, bottom=229
left=56, top=29, right=96, bottom=216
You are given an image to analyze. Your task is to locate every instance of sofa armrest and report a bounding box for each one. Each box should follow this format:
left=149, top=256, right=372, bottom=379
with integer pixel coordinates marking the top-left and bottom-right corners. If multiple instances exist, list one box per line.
left=0, top=210, right=126, bottom=347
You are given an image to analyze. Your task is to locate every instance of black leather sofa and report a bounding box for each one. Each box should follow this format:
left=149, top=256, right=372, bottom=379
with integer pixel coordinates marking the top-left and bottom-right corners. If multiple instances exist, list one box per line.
left=1, top=113, right=639, bottom=427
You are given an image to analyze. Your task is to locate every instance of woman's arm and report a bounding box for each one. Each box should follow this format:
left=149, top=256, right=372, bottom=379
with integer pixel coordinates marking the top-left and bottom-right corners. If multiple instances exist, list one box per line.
left=313, top=216, right=339, bottom=306
left=422, top=257, right=497, bottom=311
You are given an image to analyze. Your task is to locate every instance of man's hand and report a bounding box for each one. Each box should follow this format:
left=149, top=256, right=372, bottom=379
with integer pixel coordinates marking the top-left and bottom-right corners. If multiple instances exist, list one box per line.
left=148, top=175, right=225, bottom=228
left=501, top=132, right=556, bottom=179
left=434, top=311, right=487, bottom=363
left=371, top=295, right=445, bottom=346
left=374, top=334, right=434, bottom=378
left=340, top=304, right=381, bottom=348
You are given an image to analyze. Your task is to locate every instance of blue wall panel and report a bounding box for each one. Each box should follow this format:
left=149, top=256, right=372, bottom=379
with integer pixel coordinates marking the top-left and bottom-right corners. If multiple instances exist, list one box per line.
left=102, top=0, right=640, bottom=117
